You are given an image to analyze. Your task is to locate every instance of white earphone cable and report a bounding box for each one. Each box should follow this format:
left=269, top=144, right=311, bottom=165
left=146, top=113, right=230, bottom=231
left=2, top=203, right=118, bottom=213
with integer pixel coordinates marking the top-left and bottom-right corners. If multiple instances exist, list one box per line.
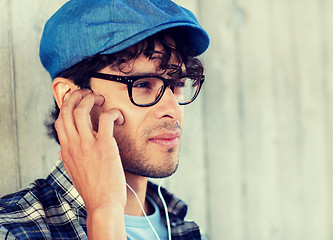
left=126, top=181, right=172, bottom=240
left=126, top=183, right=161, bottom=240
left=158, top=180, right=172, bottom=240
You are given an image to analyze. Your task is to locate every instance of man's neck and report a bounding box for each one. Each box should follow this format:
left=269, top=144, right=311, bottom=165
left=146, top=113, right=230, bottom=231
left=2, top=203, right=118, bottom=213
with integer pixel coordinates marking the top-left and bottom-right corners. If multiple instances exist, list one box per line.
left=124, top=172, right=153, bottom=216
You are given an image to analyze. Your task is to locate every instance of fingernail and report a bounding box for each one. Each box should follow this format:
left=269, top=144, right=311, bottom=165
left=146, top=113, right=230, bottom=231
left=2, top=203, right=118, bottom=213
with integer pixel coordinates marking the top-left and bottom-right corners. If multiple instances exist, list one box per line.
left=96, top=94, right=105, bottom=105
left=115, top=112, right=125, bottom=125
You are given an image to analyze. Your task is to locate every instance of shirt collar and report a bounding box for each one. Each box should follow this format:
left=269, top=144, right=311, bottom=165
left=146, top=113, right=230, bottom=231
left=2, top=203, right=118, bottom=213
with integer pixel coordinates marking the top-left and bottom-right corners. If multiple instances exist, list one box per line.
left=47, top=159, right=86, bottom=214
left=146, top=181, right=188, bottom=222
left=46, top=160, right=188, bottom=222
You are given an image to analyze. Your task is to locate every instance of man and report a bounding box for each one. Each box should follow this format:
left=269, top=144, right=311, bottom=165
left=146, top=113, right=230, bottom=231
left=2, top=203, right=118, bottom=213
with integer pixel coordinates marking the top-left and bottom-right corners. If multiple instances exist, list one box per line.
left=0, top=0, right=209, bottom=239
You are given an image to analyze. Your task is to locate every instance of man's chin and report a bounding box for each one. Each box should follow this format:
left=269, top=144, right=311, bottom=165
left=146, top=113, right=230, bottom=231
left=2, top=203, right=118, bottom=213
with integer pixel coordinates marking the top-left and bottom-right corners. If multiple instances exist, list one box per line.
left=124, top=162, right=179, bottom=179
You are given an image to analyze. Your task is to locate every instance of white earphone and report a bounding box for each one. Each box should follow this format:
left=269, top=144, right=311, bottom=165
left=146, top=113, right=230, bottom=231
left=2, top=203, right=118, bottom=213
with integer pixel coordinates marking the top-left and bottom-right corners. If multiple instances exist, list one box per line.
left=126, top=180, right=171, bottom=240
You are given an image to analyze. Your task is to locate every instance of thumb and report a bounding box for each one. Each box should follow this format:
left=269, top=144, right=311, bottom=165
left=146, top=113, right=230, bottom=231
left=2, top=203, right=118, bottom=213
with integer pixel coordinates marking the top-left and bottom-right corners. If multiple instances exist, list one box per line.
left=97, top=109, right=124, bottom=140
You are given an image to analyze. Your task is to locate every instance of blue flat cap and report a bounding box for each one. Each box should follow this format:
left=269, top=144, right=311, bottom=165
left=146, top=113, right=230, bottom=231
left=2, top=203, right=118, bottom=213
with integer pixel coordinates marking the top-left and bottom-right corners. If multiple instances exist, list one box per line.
left=39, top=0, right=210, bottom=79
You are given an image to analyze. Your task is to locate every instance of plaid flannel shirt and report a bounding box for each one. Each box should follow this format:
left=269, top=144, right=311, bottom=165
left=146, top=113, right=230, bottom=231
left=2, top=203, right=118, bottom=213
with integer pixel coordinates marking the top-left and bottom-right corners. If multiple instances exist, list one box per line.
left=0, top=160, right=202, bottom=239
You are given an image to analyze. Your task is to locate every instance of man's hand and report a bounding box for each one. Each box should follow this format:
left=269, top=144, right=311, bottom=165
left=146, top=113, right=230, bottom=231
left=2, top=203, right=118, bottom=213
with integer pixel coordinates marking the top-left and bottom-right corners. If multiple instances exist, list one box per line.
left=55, top=89, right=126, bottom=239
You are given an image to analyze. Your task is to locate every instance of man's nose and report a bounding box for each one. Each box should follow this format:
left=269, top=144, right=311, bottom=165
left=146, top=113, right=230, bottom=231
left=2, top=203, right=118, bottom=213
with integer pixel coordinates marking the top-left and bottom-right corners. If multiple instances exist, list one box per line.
left=152, top=87, right=183, bottom=121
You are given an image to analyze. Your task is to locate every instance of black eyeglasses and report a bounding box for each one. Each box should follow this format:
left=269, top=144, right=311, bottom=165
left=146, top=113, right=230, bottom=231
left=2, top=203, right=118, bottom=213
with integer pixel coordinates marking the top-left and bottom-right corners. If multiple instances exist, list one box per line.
left=89, top=72, right=205, bottom=107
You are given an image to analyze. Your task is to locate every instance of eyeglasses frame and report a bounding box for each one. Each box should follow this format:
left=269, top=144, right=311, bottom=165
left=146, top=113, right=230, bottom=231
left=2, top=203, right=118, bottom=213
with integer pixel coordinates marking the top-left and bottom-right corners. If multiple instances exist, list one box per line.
left=88, top=72, right=205, bottom=107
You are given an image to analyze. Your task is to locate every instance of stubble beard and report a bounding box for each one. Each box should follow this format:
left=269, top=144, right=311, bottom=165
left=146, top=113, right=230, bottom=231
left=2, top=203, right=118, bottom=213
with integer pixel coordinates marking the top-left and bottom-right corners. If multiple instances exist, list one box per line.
left=114, top=123, right=180, bottom=178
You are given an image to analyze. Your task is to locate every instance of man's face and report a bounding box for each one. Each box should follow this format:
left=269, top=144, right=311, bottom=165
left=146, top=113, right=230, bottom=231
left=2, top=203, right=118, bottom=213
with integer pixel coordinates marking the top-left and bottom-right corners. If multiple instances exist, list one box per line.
left=90, top=46, right=184, bottom=178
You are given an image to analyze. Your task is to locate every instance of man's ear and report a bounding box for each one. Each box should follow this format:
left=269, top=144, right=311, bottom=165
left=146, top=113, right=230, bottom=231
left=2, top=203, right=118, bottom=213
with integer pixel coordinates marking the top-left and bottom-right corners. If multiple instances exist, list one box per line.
left=52, top=77, right=79, bottom=108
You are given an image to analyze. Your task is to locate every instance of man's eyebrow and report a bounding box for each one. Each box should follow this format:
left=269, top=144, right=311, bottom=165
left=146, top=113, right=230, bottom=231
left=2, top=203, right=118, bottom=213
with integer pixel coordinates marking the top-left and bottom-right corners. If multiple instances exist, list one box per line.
left=129, top=72, right=157, bottom=77
left=129, top=70, right=188, bottom=78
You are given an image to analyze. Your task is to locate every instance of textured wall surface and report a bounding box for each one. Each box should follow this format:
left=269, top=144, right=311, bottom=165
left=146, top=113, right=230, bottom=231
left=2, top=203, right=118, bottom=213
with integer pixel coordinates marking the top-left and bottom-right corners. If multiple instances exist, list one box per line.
left=1, top=0, right=332, bottom=239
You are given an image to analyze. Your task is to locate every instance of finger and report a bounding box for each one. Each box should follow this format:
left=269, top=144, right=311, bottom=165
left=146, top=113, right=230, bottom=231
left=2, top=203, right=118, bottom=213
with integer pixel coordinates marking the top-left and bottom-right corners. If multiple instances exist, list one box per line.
left=74, top=93, right=105, bottom=140
left=55, top=117, right=69, bottom=157
left=60, top=89, right=93, bottom=140
left=55, top=118, right=77, bottom=178
left=114, top=110, right=125, bottom=126
left=96, top=109, right=124, bottom=142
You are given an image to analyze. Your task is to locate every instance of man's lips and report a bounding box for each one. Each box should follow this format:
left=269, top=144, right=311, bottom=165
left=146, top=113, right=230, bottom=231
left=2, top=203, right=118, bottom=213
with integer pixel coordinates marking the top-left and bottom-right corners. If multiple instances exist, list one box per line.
left=149, top=132, right=181, bottom=147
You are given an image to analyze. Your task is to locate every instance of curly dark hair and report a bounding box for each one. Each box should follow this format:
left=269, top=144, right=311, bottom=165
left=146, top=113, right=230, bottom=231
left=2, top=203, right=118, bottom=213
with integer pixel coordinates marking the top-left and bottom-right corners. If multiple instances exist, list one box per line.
left=46, top=28, right=204, bottom=144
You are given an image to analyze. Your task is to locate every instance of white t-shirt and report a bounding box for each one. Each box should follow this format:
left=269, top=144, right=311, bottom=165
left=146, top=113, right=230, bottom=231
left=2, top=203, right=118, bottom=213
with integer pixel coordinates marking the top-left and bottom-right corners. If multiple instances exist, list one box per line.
left=125, top=196, right=168, bottom=240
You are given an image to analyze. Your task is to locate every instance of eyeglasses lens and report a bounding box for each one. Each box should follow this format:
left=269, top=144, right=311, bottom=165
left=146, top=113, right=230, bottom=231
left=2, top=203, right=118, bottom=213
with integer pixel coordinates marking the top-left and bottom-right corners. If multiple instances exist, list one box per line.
left=132, top=77, right=198, bottom=106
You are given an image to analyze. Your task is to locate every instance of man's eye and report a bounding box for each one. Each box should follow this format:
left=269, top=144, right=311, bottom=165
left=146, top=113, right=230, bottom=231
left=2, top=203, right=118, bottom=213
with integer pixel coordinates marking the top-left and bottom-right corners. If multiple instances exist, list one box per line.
left=174, top=78, right=187, bottom=88
left=133, top=81, right=151, bottom=89
left=175, top=81, right=185, bottom=88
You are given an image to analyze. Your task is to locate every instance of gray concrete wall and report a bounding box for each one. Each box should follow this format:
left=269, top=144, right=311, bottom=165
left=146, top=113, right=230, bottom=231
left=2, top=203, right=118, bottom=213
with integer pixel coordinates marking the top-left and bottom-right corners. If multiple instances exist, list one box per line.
left=1, top=0, right=332, bottom=239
